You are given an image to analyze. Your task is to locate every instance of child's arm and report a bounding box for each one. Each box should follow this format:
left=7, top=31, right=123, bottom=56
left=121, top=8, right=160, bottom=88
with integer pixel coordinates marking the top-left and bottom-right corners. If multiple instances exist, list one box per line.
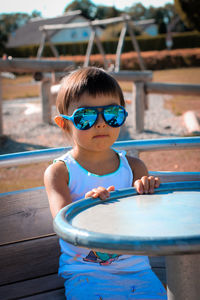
left=126, top=156, right=160, bottom=194
left=44, top=161, right=72, bottom=218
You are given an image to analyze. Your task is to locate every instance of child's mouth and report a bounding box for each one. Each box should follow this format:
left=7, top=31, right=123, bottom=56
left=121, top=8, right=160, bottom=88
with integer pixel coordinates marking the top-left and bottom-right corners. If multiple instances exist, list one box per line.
left=93, top=134, right=109, bottom=138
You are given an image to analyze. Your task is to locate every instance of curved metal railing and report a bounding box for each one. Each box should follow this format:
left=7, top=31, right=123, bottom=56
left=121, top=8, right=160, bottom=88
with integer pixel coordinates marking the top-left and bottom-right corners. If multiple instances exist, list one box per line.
left=0, top=136, right=200, bottom=168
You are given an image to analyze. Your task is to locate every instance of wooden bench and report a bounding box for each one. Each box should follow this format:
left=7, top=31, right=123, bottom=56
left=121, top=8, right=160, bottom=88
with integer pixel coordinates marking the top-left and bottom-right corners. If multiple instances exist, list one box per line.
left=1, top=138, right=200, bottom=299
left=0, top=187, right=65, bottom=299
left=0, top=186, right=167, bottom=300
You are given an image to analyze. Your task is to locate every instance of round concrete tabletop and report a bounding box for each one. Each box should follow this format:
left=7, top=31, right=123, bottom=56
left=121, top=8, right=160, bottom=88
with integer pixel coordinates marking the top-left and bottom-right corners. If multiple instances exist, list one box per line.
left=54, top=182, right=200, bottom=255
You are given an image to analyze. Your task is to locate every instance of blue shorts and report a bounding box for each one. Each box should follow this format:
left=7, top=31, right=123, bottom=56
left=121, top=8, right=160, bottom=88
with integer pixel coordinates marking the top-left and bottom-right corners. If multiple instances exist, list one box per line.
left=64, top=269, right=167, bottom=299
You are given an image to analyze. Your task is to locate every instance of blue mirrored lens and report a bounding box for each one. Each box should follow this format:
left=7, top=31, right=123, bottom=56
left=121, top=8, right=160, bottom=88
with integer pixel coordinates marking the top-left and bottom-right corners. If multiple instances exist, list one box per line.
left=74, top=108, right=97, bottom=130
left=103, top=106, right=126, bottom=127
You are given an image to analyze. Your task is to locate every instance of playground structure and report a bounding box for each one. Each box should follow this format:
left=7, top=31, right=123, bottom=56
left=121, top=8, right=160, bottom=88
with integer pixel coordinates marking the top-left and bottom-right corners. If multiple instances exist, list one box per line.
left=38, top=14, right=152, bottom=71
left=0, top=137, right=200, bottom=299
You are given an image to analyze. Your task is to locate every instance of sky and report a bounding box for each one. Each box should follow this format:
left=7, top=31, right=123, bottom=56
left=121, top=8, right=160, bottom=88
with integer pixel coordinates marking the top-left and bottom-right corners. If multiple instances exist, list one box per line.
left=1, top=0, right=174, bottom=18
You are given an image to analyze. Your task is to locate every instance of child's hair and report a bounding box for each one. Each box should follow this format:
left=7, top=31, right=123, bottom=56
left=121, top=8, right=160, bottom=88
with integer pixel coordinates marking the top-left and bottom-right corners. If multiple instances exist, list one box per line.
left=56, top=67, right=125, bottom=115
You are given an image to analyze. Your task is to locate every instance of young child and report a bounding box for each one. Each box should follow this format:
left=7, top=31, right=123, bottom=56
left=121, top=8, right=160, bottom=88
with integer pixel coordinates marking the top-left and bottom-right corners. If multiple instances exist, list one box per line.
left=44, top=67, right=167, bottom=299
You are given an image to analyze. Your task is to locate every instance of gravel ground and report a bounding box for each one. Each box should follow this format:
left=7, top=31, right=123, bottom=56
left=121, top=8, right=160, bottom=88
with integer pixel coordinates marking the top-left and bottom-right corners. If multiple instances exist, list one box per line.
left=122, top=92, right=187, bottom=140
left=1, top=93, right=187, bottom=155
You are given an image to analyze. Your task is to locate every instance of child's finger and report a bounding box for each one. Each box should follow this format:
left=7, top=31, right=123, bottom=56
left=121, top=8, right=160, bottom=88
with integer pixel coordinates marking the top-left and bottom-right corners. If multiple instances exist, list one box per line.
left=97, top=187, right=110, bottom=200
left=149, top=176, right=155, bottom=193
left=85, top=190, right=97, bottom=198
left=107, top=185, right=115, bottom=192
left=134, top=180, right=144, bottom=194
left=88, top=187, right=110, bottom=200
left=141, top=176, right=149, bottom=194
left=155, top=177, right=161, bottom=188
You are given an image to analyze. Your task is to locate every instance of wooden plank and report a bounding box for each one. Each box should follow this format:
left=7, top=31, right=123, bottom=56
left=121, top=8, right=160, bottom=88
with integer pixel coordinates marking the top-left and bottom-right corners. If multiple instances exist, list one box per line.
left=84, top=28, right=95, bottom=67
left=0, top=76, right=2, bottom=136
left=37, top=31, right=46, bottom=59
left=132, top=82, right=145, bottom=132
left=0, top=59, right=74, bottom=73
left=0, top=235, right=60, bottom=285
left=146, top=82, right=200, bottom=96
left=115, top=23, right=127, bottom=72
left=41, top=15, right=154, bottom=31
left=110, top=71, right=152, bottom=82
left=0, top=274, right=65, bottom=300
left=127, top=21, right=146, bottom=71
left=94, top=32, right=109, bottom=70
left=0, top=188, right=53, bottom=245
left=42, top=16, right=129, bottom=30
left=41, top=79, right=52, bottom=123
left=22, top=288, right=65, bottom=300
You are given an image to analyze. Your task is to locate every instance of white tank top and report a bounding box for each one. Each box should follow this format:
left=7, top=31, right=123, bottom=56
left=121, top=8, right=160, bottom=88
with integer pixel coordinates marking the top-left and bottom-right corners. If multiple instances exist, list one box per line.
left=55, top=149, right=150, bottom=278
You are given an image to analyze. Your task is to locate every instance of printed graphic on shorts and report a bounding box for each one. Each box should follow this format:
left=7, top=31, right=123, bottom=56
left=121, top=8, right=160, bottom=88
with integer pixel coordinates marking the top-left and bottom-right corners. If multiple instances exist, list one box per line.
left=83, top=250, right=120, bottom=265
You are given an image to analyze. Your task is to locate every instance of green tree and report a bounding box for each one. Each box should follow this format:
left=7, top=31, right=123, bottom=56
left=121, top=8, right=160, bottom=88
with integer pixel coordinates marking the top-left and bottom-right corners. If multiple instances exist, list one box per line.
left=64, top=0, right=97, bottom=19
left=125, top=3, right=146, bottom=20
left=30, top=10, right=42, bottom=19
left=99, top=6, right=120, bottom=19
left=174, top=0, right=200, bottom=31
left=0, top=11, right=42, bottom=55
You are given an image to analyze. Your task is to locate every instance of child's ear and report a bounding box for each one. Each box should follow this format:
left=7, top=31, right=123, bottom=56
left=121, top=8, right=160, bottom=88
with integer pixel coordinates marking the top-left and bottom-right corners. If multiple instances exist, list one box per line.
left=54, top=116, right=65, bottom=129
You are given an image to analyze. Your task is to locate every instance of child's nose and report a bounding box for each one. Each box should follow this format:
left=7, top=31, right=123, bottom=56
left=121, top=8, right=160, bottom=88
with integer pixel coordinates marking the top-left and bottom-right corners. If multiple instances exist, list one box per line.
left=95, top=112, right=106, bottom=128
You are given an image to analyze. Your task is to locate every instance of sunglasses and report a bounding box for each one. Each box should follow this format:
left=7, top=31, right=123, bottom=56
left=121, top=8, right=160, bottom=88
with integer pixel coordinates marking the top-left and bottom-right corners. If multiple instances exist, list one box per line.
left=60, top=105, right=128, bottom=130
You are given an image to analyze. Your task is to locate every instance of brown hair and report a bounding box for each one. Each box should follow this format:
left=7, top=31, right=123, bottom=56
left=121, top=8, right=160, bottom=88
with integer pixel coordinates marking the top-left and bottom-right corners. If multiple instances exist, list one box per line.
left=56, top=67, right=125, bottom=115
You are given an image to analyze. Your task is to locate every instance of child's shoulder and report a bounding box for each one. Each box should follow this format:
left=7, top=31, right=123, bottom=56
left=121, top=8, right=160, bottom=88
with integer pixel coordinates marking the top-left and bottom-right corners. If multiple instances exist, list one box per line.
left=126, top=155, right=148, bottom=181
left=44, top=160, right=69, bottom=185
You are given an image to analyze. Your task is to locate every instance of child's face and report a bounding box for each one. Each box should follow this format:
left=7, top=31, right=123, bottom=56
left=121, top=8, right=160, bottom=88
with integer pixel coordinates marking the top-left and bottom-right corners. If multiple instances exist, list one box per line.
left=67, top=92, right=122, bottom=153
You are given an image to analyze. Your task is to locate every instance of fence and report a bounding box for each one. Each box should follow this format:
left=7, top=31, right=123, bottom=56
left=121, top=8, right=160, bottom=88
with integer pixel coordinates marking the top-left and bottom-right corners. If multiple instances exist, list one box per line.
left=1, top=58, right=200, bottom=134
left=0, top=58, right=75, bottom=135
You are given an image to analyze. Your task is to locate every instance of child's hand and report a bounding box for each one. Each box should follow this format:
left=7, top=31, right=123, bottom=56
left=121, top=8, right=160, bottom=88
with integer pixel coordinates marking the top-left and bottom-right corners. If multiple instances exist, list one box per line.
left=134, top=176, right=160, bottom=194
left=85, top=186, right=115, bottom=200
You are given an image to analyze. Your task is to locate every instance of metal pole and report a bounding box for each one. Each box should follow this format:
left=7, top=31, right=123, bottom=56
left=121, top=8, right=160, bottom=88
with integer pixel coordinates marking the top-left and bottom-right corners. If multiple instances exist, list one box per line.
left=41, top=79, right=52, bottom=124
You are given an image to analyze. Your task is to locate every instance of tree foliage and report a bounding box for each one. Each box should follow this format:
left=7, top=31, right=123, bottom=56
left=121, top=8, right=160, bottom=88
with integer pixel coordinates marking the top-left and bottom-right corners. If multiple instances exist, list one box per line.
left=0, top=11, right=42, bottom=54
left=174, top=0, right=200, bottom=31
left=64, top=0, right=97, bottom=19
left=124, top=3, right=179, bottom=34
left=96, top=5, right=120, bottom=19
